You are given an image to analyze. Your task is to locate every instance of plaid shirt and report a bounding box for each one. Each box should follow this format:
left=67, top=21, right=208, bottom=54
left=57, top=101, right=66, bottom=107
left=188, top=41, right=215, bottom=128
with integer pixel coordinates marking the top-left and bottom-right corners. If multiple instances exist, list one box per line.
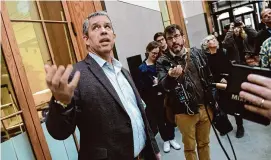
left=260, top=37, right=271, bottom=69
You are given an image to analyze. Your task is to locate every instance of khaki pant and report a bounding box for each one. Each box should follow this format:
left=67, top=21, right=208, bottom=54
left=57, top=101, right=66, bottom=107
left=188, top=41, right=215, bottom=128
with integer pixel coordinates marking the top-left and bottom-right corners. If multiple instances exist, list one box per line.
left=175, top=105, right=213, bottom=160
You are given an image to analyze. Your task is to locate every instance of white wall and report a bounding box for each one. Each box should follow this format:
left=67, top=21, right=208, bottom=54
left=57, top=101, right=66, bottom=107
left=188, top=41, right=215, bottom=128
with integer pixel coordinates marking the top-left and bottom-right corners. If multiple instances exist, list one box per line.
left=104, top=1, right=164, bottom=70
left=180, top=0, right=204, bottom=18
left=118, top=0, right=160, bottom=11
left=180, top=0, right=208, bottom=48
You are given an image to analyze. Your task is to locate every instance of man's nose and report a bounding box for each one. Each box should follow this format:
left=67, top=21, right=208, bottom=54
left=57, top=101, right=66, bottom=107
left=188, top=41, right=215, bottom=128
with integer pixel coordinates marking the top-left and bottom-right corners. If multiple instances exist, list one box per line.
left=100, top=27, right=107, bottom=34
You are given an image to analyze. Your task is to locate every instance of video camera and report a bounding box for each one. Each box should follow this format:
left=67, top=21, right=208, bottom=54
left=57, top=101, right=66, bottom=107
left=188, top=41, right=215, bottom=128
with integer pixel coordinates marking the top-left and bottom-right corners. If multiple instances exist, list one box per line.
left=215, top=64, right=271, bottom=126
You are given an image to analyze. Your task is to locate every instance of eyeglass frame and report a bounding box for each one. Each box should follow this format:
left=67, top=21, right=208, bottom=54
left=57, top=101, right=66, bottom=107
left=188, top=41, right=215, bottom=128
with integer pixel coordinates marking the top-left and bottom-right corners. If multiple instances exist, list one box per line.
left=166, top=34, right=183, bottom=42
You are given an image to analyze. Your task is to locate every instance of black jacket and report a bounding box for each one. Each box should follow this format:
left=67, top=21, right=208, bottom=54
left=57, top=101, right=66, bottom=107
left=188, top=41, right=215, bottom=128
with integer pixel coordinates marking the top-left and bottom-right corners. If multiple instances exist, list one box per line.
left=46, top=55, right=159, bottom=160
left=138, top=61, right=164, bottom=108
left=205, top=48, right=231, bottom=83
left=156, top=47, right=213, bottom=115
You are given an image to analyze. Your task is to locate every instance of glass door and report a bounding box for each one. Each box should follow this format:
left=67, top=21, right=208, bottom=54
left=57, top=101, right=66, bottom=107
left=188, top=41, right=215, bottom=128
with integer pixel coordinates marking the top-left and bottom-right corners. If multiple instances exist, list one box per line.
left=2, top=1, right=81, bottom=159
left=1, top=52, right=36, bottom=160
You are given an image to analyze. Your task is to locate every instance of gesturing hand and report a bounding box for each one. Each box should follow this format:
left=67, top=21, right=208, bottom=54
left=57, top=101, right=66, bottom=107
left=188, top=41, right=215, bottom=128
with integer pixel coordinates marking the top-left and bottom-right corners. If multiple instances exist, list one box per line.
left=45, top=64, right=80, bottom=105
left=168, top=65, right=183, bottom=78
left=239, top=74, right=271, bottom=120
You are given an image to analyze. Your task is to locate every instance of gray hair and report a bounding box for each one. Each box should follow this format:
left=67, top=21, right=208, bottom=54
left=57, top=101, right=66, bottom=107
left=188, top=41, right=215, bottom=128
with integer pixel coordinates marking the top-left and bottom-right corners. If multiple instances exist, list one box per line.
left=82, top=11, right=113, bottom=36
left=201, top=35, right=219, bottom=54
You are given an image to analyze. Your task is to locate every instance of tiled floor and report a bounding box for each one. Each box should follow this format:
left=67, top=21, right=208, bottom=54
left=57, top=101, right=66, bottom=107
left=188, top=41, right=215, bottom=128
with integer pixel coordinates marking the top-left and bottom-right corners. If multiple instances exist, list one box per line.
left=156, top=116, right=271, bottom=160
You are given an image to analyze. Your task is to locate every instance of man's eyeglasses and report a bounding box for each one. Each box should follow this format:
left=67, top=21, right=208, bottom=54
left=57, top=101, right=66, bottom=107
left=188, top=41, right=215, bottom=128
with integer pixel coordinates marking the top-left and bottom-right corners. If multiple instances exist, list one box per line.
left=156, top=37, right=165, bottom=43
left=166, top=34, right=182, bottom=42
left=150, top=52, right=159, bottom=55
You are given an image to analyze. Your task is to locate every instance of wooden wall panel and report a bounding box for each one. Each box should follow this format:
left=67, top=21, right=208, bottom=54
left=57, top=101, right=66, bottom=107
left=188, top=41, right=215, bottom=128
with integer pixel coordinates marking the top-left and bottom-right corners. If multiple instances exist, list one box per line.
left=62, top=1, right=81, bottom=62
left=94, top=1, right=103, bottom=11
left=202, top=0, right=213, bottom=33
left=166, top=1, right=190, bottom=48
left=67, top=1, right=97, bottom=60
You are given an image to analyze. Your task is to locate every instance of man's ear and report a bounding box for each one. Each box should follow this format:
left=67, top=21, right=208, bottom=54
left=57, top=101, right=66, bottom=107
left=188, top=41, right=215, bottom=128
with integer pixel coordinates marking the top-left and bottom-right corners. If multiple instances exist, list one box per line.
left=83, top=35, right=90, bottom=46
left=113, top=33, right=116, bottom=39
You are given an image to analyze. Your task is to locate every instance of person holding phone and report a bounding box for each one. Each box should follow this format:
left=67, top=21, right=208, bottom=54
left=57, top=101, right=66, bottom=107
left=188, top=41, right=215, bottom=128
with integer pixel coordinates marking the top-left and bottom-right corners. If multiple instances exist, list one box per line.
left=138, top=41, right=180, bottom=153
left=222, top=20, right=258, bottom=66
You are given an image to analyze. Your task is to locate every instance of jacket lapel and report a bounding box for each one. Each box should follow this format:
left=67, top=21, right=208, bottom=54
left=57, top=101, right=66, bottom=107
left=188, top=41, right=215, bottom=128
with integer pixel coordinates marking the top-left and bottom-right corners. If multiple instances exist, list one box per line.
left=84, top=55, right=128, bottom=115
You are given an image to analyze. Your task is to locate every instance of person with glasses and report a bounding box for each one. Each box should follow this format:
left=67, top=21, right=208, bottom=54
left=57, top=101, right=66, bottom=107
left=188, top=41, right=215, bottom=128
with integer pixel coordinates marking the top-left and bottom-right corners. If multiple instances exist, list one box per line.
left=255, top=8, right=271, bottom=55
left=156, top=24, right=213, bottom=160
left=201, top=35, right=247, bottom=138
left=138, top=41, right=181, bottom=153
left=154, top=32, right=168, bottom=54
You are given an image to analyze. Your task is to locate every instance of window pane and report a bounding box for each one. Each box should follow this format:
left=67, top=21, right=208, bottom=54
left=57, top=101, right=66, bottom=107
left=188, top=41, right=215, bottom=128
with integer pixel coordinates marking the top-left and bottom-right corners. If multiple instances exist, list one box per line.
left=1, top=54, right=24, bottom=142
left=6, top=1, right=40, bottom=20
left=45, top=23, right=76, bottom=66
left=11, top=22, right=52, bottom=105
left=39, top=1, right=66, bottom=21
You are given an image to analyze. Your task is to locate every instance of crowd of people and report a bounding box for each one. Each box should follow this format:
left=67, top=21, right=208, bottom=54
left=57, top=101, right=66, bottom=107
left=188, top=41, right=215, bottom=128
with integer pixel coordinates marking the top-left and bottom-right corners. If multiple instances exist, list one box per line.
left=138, top=8, right=271, bottom=159
left=43, top=8, right=271, bottom=160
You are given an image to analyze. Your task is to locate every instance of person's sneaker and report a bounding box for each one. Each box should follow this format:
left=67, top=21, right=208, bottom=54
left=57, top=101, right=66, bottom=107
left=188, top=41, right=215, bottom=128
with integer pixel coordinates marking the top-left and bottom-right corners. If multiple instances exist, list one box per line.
left=169, top=139, right=181, bottom=150
left=236, top=126, right=244, bottom=138
left=163, top=141, right=170, bottom=153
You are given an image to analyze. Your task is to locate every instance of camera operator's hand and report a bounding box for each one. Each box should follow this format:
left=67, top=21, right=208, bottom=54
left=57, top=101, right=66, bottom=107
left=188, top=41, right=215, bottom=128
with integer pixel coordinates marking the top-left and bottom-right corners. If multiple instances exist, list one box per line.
left=168, top=65, right=183, bottom=78
left=239, top=74, right=271, bottom=120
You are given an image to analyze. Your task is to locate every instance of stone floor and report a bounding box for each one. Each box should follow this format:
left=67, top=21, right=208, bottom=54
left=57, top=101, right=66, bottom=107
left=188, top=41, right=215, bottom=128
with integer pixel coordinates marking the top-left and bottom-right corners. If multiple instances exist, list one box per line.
left=156, top=116, right=271, bottom=160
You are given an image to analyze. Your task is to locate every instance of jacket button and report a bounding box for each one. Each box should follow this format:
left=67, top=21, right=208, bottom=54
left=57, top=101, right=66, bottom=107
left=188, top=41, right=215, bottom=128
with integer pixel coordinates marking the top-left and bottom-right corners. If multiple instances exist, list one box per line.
left=126, top=122, right=132, bottom=128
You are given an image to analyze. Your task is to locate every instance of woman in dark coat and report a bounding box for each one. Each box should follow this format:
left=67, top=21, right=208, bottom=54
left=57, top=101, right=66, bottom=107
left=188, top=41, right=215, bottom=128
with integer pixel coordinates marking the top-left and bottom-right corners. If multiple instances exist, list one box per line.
left=202, top=35, right=245, bottom=138
left=138, top=41, right=180, bottom=153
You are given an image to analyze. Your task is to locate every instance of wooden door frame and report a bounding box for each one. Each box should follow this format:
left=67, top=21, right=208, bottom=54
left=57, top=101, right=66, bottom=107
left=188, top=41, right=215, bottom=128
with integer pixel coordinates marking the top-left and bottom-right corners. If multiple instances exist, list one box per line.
left=1, top=14, right=47, bottom=160
left=61, top=0, right=81, bottom=62
left=166, top=0, right=190, bottom=48
left=1, top=1, right=52, bottom=159
left=1, top=1, right=82, bottom=159
left=66, top=0, right=104, bottom=60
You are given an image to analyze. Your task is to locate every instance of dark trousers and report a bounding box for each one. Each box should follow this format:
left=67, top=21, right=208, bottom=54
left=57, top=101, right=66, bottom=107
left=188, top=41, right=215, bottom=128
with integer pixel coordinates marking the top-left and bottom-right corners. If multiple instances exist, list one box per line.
left=234, top=113, right=243, bottom=127
left=145, top=96, right=175, bottom=142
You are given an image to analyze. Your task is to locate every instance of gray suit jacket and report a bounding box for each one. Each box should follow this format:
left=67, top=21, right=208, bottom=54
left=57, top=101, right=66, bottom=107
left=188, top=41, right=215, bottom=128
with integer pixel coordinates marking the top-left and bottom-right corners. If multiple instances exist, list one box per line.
left=46, top=54, right=159, bottom=160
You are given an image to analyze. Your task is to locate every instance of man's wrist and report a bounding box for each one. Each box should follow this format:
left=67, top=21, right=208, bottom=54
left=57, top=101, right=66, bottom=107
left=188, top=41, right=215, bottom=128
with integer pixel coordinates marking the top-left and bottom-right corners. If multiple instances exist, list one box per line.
left=54, top=99, right=69, bottom=108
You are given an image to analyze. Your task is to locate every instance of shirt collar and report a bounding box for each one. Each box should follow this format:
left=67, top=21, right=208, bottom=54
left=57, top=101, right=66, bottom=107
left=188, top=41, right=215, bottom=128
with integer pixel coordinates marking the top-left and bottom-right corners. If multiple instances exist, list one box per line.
left=89, top=53, right=106, bottom=68
left=89, top=53, right=122, bottom=71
